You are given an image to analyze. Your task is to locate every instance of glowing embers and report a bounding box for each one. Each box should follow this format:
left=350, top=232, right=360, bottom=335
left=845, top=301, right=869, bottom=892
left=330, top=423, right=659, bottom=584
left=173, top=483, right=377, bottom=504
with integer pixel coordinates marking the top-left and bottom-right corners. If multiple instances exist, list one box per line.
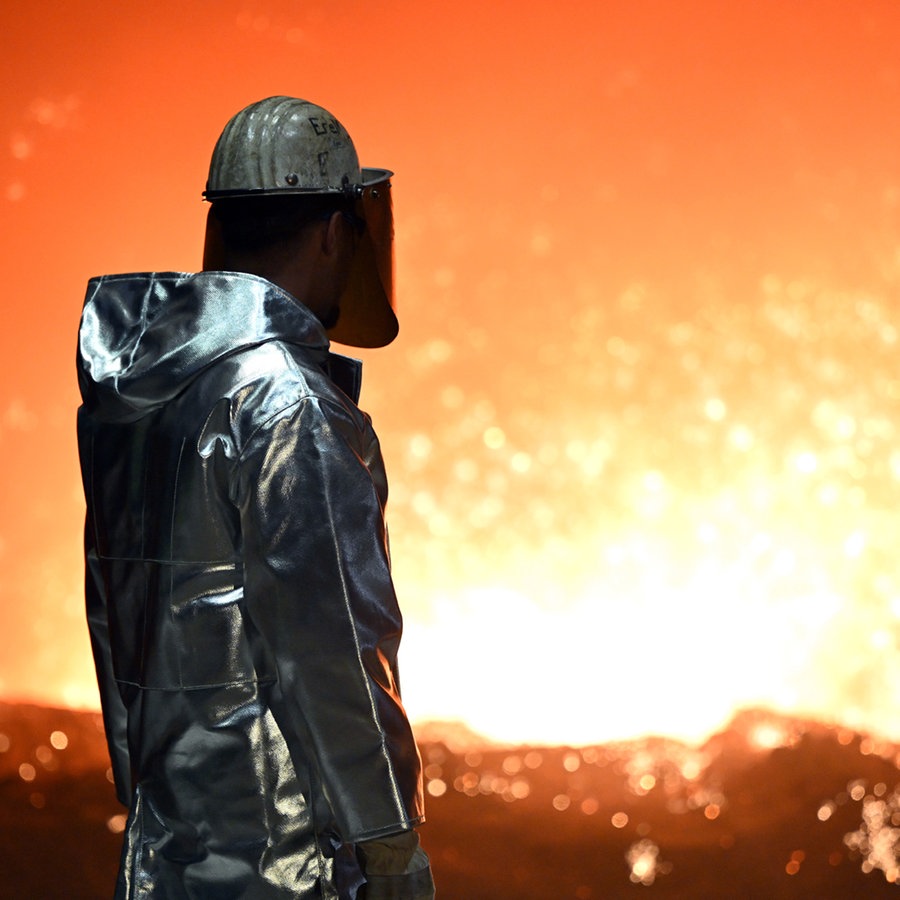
left=747, top=719, right=795, bottom=750
left=616, top=740, right=726, bottom=825
left=626, top=838, right=671, bottom=886
left=818, top=800, right=837, bottom=822
left=419, top=715, right=900, bottom=892
left=785, top=849, right=805, bottom=876
left=107, top=813, right=127, bottom=834
left=6, top=96, right=80, bottom=203
left=16, top=738, right=65, bottom=782
left=842, top=782, right=900, bottom=884
left=423, top=757, right=448, bottom=798
left=0, top=713, right=83, bottom=818
left=452, top=759, right=533, bottom=804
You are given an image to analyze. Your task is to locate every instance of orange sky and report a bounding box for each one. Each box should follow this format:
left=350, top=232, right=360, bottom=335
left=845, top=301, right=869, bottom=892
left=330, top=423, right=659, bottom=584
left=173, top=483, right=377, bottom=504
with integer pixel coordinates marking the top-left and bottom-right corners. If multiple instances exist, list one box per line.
left=2, top=1, right=900, bottom=744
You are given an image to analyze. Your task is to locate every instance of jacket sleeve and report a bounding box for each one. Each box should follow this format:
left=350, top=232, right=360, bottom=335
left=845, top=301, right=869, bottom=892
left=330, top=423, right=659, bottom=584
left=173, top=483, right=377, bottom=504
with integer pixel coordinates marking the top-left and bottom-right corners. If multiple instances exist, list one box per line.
left=84, top=516, right=132, bottom=806
left=236, top=395, right=425, bottom=843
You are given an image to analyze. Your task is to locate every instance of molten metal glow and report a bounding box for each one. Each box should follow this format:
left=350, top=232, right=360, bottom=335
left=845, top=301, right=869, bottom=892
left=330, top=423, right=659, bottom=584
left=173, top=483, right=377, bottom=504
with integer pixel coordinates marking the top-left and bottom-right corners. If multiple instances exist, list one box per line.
left=392, top=278, right=900, bottom=746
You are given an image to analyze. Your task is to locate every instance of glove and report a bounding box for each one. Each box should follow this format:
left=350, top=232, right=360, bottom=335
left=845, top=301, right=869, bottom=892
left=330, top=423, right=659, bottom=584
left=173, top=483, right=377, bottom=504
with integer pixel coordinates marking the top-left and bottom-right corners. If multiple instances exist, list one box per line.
left=357, top=831, right=435, bottom=900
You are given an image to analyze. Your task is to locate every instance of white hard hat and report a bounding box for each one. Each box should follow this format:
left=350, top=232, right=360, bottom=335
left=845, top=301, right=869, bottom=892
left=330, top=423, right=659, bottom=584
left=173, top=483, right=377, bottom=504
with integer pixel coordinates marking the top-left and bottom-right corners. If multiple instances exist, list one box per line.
left=203, top=96, right=397, bottom=348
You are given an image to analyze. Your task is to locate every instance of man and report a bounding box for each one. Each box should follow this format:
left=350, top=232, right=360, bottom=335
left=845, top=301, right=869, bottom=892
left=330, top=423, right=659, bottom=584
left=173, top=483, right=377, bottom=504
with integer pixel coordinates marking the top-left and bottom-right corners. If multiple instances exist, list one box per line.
left=77, top=96, right=434, bottom=899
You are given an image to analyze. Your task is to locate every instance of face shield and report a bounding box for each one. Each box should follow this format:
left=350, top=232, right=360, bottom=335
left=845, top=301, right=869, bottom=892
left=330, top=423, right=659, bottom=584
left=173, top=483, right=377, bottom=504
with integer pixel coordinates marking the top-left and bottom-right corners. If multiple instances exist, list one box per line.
left=328, top=168, right=397, bottom=348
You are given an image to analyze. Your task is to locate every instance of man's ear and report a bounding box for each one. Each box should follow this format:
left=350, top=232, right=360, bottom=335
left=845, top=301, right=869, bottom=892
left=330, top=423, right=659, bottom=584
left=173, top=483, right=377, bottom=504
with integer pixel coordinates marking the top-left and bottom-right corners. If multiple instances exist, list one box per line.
left=320, top=210, right=344, bottom=257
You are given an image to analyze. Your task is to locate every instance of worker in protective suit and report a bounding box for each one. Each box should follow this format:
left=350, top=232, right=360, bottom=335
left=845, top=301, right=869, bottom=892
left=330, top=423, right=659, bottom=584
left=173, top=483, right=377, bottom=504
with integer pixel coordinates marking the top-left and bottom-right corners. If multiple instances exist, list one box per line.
left=77, top=96, right=435, bottom=899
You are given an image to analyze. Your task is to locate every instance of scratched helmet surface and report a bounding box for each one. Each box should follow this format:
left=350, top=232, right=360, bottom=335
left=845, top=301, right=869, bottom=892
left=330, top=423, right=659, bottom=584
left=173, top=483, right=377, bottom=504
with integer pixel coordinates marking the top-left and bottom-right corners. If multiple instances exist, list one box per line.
left=204, top=96, right=390, bottom=198
left=202, top=96, right=398, bottom=348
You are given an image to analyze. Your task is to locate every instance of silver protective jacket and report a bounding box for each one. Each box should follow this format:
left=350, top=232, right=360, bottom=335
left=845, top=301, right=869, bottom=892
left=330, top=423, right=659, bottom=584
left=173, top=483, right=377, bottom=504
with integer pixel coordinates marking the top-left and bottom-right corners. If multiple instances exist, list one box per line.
left=76, top=271, right=425, bottom=899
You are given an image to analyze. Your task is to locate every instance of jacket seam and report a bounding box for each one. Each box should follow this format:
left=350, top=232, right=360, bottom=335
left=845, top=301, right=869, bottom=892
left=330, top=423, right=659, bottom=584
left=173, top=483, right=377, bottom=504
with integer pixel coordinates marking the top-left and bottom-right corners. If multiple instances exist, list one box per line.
left=237, top=394, right=363, bottom=466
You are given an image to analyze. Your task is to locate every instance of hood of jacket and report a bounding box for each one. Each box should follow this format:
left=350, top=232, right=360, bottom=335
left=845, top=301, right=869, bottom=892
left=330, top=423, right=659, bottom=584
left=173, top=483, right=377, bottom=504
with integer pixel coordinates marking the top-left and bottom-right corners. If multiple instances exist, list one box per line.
left=77, top=271, right=333, bottom=422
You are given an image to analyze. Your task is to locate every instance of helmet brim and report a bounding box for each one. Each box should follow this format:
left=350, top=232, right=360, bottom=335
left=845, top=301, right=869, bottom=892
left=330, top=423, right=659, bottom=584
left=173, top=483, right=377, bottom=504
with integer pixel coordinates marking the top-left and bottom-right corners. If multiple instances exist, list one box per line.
left=202, top=168, right=394, bottom=201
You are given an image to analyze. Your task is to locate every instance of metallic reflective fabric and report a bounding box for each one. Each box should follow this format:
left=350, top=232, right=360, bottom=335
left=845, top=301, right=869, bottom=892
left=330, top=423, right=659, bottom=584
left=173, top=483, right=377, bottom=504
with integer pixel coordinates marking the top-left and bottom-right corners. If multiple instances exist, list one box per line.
left=77, top=271, right=425, bottom=899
